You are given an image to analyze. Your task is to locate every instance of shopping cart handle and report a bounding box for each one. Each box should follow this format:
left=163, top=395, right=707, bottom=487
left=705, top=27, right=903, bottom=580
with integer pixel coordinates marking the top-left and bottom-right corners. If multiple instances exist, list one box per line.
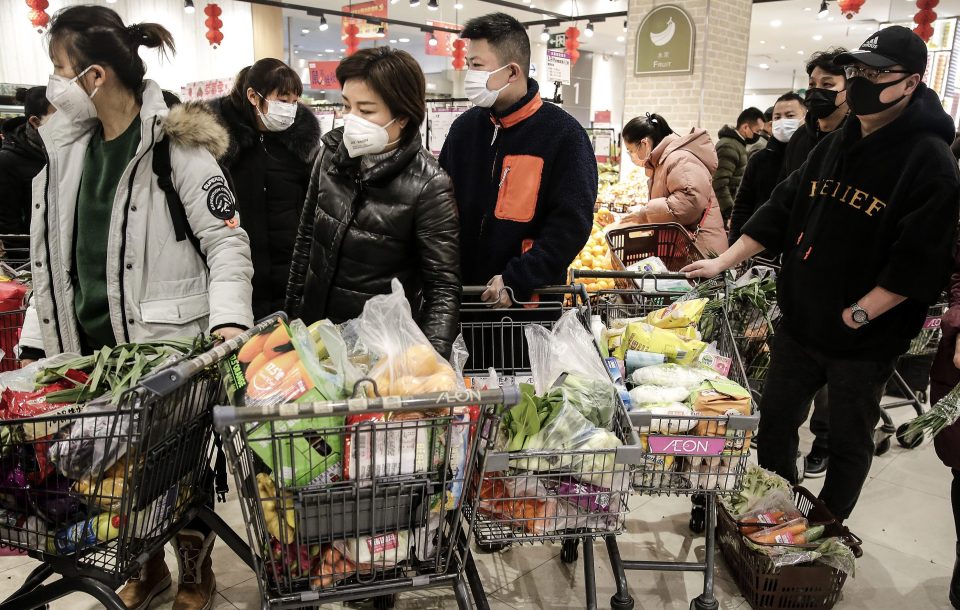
left=211, top=386, right=520, bottom=428
left=572, top=269, right=690, bottom=280
left=140, top=313, right=288, bottom=396
left=727, top=413, right=760, bottom=431
left=461, top=284, right=590, bottom=307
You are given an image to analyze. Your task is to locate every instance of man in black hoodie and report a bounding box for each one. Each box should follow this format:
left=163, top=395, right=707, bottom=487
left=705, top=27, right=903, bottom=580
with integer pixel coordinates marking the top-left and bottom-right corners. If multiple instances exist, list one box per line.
left=683, top=26, right=960, bottom=520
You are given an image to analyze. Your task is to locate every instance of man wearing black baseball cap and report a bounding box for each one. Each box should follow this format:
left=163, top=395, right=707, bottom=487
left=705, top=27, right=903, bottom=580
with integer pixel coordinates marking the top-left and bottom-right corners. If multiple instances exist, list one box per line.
left=683, top=25, right=959, bottom=522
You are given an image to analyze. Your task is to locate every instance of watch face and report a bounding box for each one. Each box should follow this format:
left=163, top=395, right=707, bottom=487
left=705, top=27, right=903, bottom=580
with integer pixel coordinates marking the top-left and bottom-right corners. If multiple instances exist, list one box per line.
left=853, top=309, right=868, bottom=324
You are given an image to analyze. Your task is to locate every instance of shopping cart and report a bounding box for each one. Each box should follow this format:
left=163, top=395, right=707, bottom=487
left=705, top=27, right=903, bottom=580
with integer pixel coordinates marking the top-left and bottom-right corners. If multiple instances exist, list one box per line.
left=605, top=223, right=706, bottom=296
left=0, top=321, right=270, bottom=610
left=212, top=357, right=519, bottom=609
left=575, top=269, right=759, bottom=610
left=0, top=235, right=30, bottom=272
left=0, top=309, right=25, bottom=372
left=458, top=285, right=641, bottom=610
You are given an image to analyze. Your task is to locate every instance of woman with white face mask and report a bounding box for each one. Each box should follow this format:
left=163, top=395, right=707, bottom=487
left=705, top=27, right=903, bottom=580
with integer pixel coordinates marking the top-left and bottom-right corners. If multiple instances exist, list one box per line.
left=285, top=47, right=461, bottom=357
left=211, top=59, right=320, bottom=319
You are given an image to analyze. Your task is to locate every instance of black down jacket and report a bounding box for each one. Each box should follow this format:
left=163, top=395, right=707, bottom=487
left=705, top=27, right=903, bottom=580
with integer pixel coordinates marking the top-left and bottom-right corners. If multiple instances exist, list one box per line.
left=0, top=117, right=45, bottom=235
left=211, top=97, right=320, bottom=319
left=285, top=128, right=461, bottom=357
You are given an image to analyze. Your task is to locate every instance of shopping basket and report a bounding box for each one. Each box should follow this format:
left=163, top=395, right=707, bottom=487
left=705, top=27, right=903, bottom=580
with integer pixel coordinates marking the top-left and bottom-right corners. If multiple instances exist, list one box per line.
left=605, top=223, right=706, bottom=298
left=575, top=269, right=759, bottom=610
left=212, top=370, right=519, bottom=609
left=0, top=320, right=272, bottom=610
left=458, top=285, right=641, bottom=610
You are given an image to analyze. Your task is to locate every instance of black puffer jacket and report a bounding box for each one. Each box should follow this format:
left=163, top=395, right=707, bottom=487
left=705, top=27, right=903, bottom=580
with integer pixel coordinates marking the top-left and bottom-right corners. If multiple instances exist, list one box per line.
left=285, top=129, right=461, bottom=357
left=0, top=117, right=45, bottom=235
left=211, top=97, right=320, bottom=319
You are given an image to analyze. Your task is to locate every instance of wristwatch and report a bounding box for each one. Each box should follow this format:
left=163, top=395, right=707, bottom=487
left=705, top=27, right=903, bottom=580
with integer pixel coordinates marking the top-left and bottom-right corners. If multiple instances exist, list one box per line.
left=850, top=302, right=870, bottom=326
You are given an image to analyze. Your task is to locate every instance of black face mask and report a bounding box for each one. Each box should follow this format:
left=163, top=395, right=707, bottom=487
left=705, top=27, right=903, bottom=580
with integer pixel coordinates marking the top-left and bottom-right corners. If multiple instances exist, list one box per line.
left=805, top=87, right=843, bottom=120
left=745, top=133, right=761, bottom=145
left=846, top=75, right=910, bottom=117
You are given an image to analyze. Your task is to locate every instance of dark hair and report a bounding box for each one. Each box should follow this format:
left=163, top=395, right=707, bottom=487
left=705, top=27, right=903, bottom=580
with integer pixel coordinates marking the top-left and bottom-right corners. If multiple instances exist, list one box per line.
left=736, top=107, right=765, bottom=128
left=336, top=47, right=426, bottom=144
left=461, top=12, right=531, bottom=74
left=775, top=92, right=805, bottom=107
left=622, top=113, right=674, bottom=148
left=763, top=107, right=774, bottom=122
left=228, top=59, right=301, bottom=127
left=48, top=6, right=175, bottom=96
left=806, top=47, right=848, bottom=77
left=16, top=86, right=52, bottom=120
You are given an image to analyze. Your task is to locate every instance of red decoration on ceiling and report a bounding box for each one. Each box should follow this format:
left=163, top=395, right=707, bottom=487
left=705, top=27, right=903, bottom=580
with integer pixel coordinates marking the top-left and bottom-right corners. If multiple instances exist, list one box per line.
left=452, top=38, right=466, bottom=70
left=25, top=0, right=49, bottom=33
left=204, top=3, right=223, bottom=49
left=344, top=23, right=360, bottom=56
left=914, top=0, right=939, bottom=42
left=565, top=26, right=580, bottom=66
left=837, top=0, right=865, bottom=20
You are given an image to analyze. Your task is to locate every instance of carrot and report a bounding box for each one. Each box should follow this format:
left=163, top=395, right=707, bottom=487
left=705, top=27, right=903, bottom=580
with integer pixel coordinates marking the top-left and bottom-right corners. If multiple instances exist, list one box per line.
left=244, top=351, right=274, bottom=383
left=739, top=511, right=786, bottom=535
left=263, top=324, right=292, bottom=355
left=237, top=332, right=269, bottom=363
left=747, top=518, right=808, bottom=545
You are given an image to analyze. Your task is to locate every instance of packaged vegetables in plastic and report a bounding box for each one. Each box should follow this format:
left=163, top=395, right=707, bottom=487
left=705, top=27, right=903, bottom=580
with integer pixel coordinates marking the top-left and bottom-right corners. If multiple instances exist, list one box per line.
left=628, top=385, right=690, bottom=407
left=644, top=298, right=709, bottom=329
left=631, top=363, right=722, bottom=390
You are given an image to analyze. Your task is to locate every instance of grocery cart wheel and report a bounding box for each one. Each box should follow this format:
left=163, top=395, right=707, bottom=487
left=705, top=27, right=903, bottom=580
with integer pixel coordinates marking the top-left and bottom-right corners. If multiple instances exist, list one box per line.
left=611, top=596, right=635, bottom=610
left=374, top=594, right=396, bottom=610
left=875, top=436, right=892, bottom=456
left=691, top=595, right=719, bottom=610
left=561, top=539, right=580, bottom=563
left=896, top=422, right=924, bottom=449
left=689, top=494, right=706, bottom=533
left=477, top=541, right=510, bottom=553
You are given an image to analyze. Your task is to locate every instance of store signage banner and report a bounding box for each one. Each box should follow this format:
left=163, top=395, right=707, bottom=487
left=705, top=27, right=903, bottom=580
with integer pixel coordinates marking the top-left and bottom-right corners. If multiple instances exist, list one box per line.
left=546, top=49, right=571, bottom=85
left=308, top=61, right=340, bottom=90
left=635, top=5, right=695, bottom=76
left=342, top=1, right=387, bottom=39
left=181, top=77, right=234, bottom=101
left=425, top=21, right=461, bottom=56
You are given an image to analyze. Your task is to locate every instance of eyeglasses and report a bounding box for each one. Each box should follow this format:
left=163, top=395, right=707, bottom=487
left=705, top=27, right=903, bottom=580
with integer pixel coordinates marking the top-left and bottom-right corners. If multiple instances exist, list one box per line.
left=843, top=65, right=911, bottom=81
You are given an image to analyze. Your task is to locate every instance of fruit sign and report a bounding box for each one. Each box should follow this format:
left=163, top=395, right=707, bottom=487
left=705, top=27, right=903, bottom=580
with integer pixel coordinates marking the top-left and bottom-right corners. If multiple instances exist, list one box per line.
left=634, top=5, right=695, bottom=76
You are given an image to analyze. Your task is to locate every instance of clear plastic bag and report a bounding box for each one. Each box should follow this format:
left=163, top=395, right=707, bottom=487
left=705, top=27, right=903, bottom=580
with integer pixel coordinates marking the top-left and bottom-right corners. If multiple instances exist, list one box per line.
left=358, top=280, right=459, bottom=397
left=48, top=395, right=131, bottom=481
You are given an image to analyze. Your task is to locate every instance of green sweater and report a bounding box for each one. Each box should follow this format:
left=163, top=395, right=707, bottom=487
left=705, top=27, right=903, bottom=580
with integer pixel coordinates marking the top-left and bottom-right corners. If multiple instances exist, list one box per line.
left=73, top=116, right=141, bottom=351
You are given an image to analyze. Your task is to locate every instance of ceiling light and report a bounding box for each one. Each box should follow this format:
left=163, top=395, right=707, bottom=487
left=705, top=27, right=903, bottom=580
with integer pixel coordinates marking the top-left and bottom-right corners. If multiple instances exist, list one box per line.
left=759, top=63, right=770, bottom=69
left=410, top=0, right=420, bottom=6
left=760, top=40, right=766, bottom=44
left=319, top=14, right=329, bottom=31
left=797, top=50, right=805, bottom=55
left=294, top=50, right=299, bottom=54
left=804, top=6, right=811, bottom=11
left=812, top=34, right=823, bottom=40
left=818, top=0, right=829, bottom=19
left=455, top=1, right=464, bottom=8
left=427, top=0, right=439, bottom=10
left=540, top=28, right=550, bottom=42
left=340, top=48, right=346, bottom=52
left=389, top=39, right=398, bottom=43
left=301, top=28, right=310, bottom=35
left=585, top=22, right=594, bottom=37
left=391, top=0, right=400, bottom=3
left=616, top=35, right=625, bottom=43
left=184, top=0, right=195, bottom=14
left=770, top=19, right=782, bottom=27
left=325, top=48, right=335, bottom=53
left=779, top=45, right=787, bottom=49
left=428, top=35, right=438, bottom=46
left=399, top=37, right=410, bottom=42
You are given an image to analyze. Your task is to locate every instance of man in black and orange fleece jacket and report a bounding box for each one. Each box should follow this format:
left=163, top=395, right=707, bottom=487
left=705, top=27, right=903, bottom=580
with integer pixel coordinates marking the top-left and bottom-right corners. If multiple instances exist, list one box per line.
left=439, top=12, right=597, bottom=306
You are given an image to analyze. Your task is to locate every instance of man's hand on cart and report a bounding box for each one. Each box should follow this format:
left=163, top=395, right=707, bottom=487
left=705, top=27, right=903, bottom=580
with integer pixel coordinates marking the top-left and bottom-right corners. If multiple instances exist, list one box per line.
left=482, top=275, right=513, bottom=309
left=682, top=235, right=767, bottom=279
left=681, top=258, right=726, bottom=279
left=213, top=326, right=246, bottom=343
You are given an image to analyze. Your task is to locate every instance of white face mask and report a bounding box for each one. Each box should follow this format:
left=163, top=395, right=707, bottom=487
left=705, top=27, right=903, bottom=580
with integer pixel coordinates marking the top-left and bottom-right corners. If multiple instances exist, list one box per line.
left=46, top=66, right=99, bottom=122
left=256, top=92, right=297, bottom=132
left=772, top=118, right=802, bottom=143
left=464, top=65, right=511, bottom=108
left=342, top=114, right=399, bottom=158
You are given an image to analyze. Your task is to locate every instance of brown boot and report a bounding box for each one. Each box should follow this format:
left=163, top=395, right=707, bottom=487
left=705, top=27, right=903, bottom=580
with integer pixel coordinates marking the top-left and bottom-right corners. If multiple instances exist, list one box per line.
left=173, top=530, right=217, bottom=610
left=117, top=550, right=172, bottom=610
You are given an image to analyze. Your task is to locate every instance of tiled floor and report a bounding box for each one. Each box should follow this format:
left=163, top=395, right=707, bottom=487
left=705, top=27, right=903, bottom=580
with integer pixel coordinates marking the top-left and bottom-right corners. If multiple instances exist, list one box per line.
left=0, top=403, right=953, bottom=609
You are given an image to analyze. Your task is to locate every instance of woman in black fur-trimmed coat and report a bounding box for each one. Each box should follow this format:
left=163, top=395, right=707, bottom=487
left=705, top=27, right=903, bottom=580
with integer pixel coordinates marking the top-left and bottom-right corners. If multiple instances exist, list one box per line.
left=211, top=60, right=321, bottom=319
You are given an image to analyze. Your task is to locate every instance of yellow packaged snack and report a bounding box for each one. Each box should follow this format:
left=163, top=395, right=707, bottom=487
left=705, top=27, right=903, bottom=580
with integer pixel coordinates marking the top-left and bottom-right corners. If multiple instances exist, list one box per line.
left=666, top=326, right=700, bottom=341
left=691, top=378, right=752, bottom=437
left=645, top=298, right=709, bottom=329
left=615, top=321, right=707, bottom=364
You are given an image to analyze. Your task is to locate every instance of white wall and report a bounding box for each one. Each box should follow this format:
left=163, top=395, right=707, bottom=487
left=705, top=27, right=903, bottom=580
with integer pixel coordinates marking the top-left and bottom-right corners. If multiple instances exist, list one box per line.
left=590, top=52, right=625, bottom=128
left=0, top=0, right=255, bottom=90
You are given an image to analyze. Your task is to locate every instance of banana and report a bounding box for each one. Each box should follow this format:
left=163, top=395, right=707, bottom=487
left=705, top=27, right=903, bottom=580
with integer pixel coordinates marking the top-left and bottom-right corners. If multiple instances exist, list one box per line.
left=649, top=17, right=676, bottom=47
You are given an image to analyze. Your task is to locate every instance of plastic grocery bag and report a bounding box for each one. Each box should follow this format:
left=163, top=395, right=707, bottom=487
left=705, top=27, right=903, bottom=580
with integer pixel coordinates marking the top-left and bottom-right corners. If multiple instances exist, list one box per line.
left=357, top=280, right=459, bottom=397
left=525, top=309, right=617, bottom=428
left=48, top=395, right=131, bottom=481
left=626, top=256, right=692, bottom=292
left=631, top=363, right=722, bottom=390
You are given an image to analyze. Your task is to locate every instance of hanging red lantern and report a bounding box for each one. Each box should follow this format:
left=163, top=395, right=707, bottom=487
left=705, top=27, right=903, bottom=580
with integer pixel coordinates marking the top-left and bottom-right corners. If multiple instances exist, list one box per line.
left=204, top=3, right=224, bottom=49
left=344, top=23, right=360, bottom=56
left=565, top=26, right=580, bottom=66
left=25, top=0, right=49, bottom=33
left=914, top=0, right=939, bottom=42
left=452, top=38, right=466, bottom=70
left=837, top=0, right=865, bottom=19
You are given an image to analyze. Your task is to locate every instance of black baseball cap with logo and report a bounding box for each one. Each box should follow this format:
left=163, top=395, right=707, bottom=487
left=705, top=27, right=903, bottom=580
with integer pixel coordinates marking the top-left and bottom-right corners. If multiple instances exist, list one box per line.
left=835, top=25, right=928, bottom=76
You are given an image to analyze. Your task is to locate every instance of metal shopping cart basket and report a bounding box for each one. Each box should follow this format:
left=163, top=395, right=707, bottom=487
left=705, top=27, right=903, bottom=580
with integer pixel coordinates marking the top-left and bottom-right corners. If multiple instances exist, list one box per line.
left=0, top=235, right=30, bottom=273
left=458, top=285, right=641, bottom=610
left=0, top=309, right=25, bottom=373
left=605, top=223, right=706, bottom=298
left=212, top=351, right=519, bottom=609
left=575, top=269, right=759, bottom=610
left=0, top=323, right=267, bottom=610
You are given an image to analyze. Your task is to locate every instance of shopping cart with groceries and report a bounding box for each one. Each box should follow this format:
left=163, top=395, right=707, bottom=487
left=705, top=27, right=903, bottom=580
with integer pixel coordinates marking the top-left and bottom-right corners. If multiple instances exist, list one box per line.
left=458, top=285, right=641, bottom=610
left=573, top=264, right=759, bottom=610
left=0, top=326, right=262, bottom=610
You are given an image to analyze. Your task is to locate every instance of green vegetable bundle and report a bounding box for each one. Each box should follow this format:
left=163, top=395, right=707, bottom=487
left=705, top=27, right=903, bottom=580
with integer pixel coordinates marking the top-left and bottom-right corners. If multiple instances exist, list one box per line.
left=36, top=337, right=213, bottom=404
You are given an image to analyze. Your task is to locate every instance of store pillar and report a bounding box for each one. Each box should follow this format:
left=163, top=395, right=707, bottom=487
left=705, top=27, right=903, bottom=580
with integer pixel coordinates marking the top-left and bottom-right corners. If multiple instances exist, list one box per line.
left=624, top=0, right=753, bottom=140
left=251, top=4, right=284, bottom=61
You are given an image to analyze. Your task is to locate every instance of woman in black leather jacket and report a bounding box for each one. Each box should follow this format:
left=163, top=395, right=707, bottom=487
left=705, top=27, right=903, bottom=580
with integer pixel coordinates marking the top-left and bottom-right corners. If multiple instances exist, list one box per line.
left=285, top=47, right=460, bottom=357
